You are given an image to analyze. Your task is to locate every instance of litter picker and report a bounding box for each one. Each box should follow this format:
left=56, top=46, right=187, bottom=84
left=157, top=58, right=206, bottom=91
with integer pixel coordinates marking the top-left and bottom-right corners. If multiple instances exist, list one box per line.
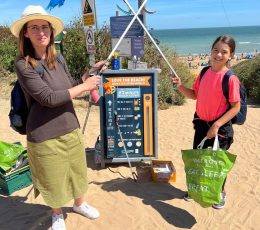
left=114, top=111, right=138, bottom=182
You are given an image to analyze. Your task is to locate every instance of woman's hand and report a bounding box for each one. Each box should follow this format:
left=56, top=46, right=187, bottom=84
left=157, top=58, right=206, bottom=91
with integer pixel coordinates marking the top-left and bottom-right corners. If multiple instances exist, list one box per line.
left=81, top=60, right=105, bottom=82
left=83, top=75, right=101, bottom=91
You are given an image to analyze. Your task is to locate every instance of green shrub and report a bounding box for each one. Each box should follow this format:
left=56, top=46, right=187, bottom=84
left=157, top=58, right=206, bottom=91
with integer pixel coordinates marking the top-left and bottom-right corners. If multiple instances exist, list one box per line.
left=0, top=26, right=13, bottom=42
left=95, top=24, right=111, bottom=61
left=63, top=19, right=112, bottom=80
left=62, top=18, right=90, bottom=80
left=0, top=26, right=18, bottom=73
left=233, top=55, right=260, bottom=103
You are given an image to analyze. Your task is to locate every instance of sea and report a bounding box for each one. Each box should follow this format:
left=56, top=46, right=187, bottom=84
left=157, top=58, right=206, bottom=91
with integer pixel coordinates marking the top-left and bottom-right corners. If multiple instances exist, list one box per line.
left=150, top=25, right=260, bottom=56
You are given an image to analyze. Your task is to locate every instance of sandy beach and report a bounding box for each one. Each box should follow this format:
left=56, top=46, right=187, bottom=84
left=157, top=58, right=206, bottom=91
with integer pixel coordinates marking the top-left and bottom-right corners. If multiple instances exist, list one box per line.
left=0, top=90, right=259, bottom=230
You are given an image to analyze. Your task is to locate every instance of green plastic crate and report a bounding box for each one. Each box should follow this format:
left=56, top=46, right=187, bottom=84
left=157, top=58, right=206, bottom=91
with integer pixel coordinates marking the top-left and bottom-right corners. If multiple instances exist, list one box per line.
left=0, top=165, right=32, bottom=195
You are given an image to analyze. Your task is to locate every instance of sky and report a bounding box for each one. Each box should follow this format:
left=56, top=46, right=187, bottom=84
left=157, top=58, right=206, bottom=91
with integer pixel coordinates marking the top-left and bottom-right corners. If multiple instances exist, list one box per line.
left=0, top=0, right=260, bottom=29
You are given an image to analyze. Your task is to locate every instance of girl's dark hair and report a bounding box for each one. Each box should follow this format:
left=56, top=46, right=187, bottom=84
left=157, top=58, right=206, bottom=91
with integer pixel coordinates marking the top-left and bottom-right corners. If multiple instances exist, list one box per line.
left=211, top=35, right=236, bottom=54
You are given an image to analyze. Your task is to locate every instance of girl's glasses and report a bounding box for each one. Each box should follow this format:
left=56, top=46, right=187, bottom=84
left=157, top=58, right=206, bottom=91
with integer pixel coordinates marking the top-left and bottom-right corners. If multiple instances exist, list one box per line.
left=27, top=25, right=51, bottom=34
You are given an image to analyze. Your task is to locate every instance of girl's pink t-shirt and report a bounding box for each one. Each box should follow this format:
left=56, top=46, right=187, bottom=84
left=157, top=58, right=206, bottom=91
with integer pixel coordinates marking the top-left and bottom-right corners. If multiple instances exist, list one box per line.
left=192, top=68, right=240, bottom=122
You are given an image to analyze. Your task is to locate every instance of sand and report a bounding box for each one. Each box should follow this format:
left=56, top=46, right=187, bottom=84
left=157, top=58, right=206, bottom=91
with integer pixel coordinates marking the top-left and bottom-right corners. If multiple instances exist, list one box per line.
left=0, top=90, right=259, bottom=229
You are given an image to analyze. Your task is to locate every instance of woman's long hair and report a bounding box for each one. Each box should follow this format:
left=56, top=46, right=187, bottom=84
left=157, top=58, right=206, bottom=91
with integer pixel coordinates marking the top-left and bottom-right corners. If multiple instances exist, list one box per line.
left=18, top=22, right=57, bottom=70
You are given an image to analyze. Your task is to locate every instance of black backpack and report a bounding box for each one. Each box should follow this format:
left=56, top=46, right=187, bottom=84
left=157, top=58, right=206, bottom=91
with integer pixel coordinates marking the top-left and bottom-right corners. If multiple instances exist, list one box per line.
left=199, top=66, right=247, bottom=125
left=9, top=55, right=66, bottom=134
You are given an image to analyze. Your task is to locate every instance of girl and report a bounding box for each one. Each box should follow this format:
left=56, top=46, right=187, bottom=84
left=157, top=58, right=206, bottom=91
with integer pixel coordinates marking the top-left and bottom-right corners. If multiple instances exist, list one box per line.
left=172, top=35, right=241, bottom=209
left=10, top=5, right=101, bottom=230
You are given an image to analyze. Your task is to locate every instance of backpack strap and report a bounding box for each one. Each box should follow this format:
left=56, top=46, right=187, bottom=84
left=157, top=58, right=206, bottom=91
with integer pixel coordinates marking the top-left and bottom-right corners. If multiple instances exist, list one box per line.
left=222, top=69, right=234, bottom=102
left=56, top=53, right=66, bottom=69
left=56, top=53, right=71, bottom=77
left=199, top=66, right=211, bottom=81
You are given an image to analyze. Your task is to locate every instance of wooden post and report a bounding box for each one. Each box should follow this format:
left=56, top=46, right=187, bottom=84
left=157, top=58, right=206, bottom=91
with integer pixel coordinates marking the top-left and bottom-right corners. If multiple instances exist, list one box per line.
left=138, top=0, right=146, bottom=27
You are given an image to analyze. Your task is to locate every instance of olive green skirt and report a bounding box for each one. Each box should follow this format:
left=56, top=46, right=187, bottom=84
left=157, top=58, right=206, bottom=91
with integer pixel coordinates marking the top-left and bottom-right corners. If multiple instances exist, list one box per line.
left=27, top=128, right=88, bottom=208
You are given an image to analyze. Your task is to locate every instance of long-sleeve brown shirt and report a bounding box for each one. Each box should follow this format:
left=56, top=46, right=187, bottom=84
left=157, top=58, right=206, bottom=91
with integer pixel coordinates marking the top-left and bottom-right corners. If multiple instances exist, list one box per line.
left=15, top=55, right=80, bottom=143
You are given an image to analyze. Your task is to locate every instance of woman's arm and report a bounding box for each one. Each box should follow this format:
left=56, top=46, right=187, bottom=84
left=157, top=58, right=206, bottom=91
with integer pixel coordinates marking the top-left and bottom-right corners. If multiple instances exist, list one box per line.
left=68, top=75, right=101, bottom=99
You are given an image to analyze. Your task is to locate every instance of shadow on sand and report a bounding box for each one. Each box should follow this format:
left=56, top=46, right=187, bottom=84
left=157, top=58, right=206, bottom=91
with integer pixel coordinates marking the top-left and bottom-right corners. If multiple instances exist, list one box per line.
left=0, top=194, right=52, bottom=230
left=86, top=150, right=197, bottom=229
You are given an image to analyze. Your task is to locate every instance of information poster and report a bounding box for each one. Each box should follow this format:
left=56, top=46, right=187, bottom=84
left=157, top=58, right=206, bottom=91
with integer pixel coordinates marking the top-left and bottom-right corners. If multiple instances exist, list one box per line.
left=100, top=70, right=158, bottom=162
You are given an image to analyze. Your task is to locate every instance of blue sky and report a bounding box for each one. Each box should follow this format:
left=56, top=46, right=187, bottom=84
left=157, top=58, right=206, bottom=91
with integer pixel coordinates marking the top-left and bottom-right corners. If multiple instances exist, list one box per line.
left=0, top=0, right=260, bottom=29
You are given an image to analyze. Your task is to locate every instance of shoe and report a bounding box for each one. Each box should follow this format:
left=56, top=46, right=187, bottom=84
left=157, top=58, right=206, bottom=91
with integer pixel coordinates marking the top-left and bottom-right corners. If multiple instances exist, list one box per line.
left=212, top=192, right=226, bottom=209
left=52, top=214, right=66, bottom=230
left=73, top=202, right=100, bottom=219
left=183, top=192, right=193, bottom=202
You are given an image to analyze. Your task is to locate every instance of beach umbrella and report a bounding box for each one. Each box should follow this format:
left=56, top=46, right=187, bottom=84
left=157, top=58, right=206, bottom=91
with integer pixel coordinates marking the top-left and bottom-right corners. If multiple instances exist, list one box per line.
left=246, top=54, right=252, bottom=59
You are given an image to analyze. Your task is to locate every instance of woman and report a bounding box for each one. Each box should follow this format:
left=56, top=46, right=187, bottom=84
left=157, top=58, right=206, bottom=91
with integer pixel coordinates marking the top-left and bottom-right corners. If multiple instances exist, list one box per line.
left=10, top=5, right=101, bottom=230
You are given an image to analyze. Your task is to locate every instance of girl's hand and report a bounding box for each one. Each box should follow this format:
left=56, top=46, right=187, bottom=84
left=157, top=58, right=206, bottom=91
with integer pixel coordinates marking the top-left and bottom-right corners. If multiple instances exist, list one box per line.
left=171, top=74, right=182, bottom=88
left=206, top=123, right=220, bottom=139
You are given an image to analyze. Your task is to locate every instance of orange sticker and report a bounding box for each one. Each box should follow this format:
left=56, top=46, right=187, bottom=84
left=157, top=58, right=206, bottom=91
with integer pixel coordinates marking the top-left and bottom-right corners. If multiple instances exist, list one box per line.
left=106, top=76, right=151, bottom=87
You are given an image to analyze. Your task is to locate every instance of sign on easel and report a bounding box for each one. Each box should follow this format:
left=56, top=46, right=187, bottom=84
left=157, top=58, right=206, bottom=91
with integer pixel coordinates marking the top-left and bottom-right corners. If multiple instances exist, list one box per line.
left=81, top=0, right=95, bottom=26
left=99, top=69, right=158, bottom=166
left=84, top=28, right=96, bottom=54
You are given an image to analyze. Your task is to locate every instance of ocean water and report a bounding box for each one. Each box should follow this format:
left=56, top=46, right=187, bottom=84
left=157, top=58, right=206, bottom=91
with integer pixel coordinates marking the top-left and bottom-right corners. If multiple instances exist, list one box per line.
left=150, top=26, right=260, bottom=55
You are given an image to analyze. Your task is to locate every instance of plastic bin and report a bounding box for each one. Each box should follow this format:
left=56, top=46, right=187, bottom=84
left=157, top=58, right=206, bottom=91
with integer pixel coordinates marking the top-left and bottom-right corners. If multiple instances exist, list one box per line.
left=151, top=159, right=176, bottom=182
left=0, top=165, right=32, bottom=195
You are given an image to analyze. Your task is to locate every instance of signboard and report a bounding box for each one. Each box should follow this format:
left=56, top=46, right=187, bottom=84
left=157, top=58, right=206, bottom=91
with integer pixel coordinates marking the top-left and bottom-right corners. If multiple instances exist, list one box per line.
left=112, top=38, right=132, bottom=57
left=111, top=37, right=144, bottom=58
left=99, top=70, right=158, bottom=165
left=84, top=28, right=96, bottom=54
left=131, top=37, right=144, bottom=57
left=110, top=15, right=144, bottom=38
left=81, top=0, right=95, bottom=26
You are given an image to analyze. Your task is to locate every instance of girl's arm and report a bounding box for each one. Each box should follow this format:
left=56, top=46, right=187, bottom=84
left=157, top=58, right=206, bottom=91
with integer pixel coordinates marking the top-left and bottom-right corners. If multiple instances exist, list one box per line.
left=206, top=101, right=241, bottom=139
left=172, top=75, right=197, bottom=99
left=177, top=84, right=197, bottom=100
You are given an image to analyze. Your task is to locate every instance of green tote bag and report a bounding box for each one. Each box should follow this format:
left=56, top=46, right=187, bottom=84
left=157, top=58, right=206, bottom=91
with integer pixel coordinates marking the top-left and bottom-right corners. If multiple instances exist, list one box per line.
left=182, top=136, right=236, bottom=207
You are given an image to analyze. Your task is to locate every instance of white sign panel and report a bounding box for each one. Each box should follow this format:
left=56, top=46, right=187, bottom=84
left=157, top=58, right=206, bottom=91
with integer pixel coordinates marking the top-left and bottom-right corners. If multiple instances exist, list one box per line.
left=84, top=28, right=96, bottom=54
left=112, top=38, right=132, bottom=57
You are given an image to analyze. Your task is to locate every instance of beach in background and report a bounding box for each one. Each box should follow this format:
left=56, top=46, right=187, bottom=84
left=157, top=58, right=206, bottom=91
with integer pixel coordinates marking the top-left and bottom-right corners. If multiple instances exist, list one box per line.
left=151, top=25, right=260, bottom=56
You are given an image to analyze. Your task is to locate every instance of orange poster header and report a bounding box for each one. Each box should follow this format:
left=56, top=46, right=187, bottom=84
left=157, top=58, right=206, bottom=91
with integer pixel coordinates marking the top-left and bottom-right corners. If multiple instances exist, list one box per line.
left=106, top=76, right=151, bottom=87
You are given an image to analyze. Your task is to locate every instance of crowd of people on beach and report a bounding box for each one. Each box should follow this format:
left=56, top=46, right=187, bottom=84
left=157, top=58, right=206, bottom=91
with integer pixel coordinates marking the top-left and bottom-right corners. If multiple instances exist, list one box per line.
left=187, top=50, right=257, bottom=70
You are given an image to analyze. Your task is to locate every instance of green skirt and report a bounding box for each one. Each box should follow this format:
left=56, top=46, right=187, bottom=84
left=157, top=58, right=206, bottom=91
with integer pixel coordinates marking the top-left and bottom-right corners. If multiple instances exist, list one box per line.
left=27, top=128, right=88, bottom=208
